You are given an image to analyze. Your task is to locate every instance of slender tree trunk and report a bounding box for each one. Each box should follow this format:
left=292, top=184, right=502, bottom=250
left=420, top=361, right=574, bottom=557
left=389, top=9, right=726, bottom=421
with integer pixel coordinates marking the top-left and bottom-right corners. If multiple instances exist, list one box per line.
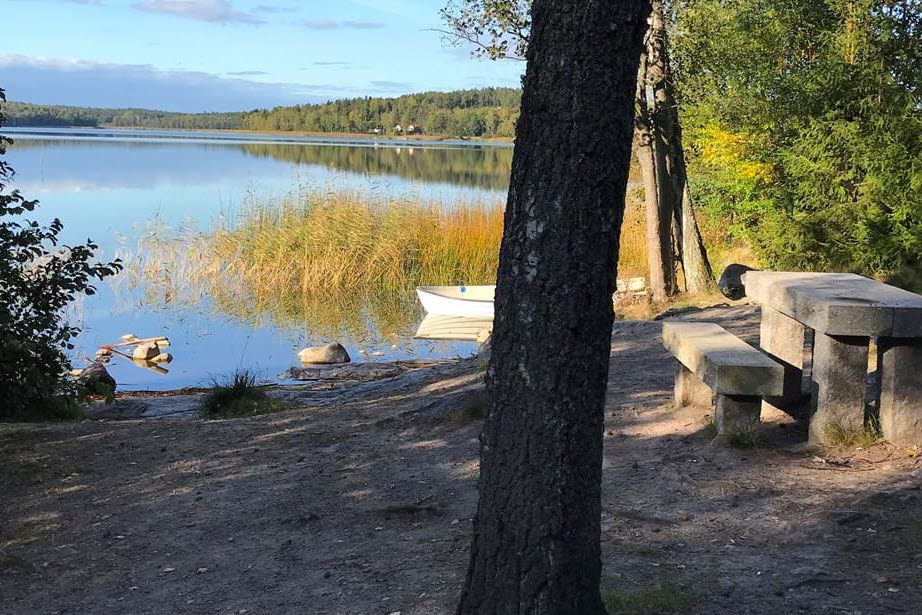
left=636, top=17, right=677, bottom=302
left=674, top=158, right=714, bottom=293
left=635, top=119, right=670, bottom=303
left=646, top=0, right=714, bottom=293
left=456, top=1, right=650, bottom=613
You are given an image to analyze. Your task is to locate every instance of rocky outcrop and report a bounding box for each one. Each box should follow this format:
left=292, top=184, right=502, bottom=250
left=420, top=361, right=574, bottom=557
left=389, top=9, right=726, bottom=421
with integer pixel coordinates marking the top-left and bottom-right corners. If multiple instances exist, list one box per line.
left=718, top=264, right=756, bottom=301
left=298, top=342, right=351, bottom=365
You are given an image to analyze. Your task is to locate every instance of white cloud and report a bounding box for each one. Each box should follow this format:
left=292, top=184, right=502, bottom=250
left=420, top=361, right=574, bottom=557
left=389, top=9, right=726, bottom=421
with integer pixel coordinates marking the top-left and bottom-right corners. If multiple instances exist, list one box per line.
left=0, top=54, right=419, bottom=111
left=298, top=19, right=385, bottom=30
left=133, top=0, right=263, bottom=24
left=0, top=54, right=317, bottom=111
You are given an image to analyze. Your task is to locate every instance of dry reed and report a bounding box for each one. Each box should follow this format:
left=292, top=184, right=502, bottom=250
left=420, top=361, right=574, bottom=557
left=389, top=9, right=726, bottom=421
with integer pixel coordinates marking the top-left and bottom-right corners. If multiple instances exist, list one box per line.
left=121, top=189, right=658, bottom=337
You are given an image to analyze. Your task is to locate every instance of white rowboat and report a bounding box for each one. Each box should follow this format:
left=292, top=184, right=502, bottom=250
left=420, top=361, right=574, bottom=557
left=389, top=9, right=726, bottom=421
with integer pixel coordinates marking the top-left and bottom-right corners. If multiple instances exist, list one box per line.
left=416, top=285, right=495, bottom=318
left=415, top=277, right=647, bottom=322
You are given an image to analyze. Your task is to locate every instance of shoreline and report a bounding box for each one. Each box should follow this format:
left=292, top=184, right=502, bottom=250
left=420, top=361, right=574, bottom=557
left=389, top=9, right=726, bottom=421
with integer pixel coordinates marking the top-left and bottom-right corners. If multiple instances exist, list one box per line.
left=5, top=124, right=515, bottom=146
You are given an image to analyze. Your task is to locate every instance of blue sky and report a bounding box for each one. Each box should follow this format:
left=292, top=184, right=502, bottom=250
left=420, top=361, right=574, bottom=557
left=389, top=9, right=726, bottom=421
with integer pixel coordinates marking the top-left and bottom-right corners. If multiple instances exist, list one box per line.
left=0, top=0, right=524, bottom=112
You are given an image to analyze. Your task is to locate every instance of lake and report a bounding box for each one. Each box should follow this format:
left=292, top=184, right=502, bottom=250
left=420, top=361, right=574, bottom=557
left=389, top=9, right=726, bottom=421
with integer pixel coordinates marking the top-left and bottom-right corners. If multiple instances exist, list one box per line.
left=4, top=127, right=513, bottom=391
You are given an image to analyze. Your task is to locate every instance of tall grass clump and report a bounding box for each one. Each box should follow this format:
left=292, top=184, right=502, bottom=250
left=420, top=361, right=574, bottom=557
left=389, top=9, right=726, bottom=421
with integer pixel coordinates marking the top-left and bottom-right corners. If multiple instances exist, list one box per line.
left=199, top=370, right=285, bottom=419
left=218, top=191, right=504, bottom=297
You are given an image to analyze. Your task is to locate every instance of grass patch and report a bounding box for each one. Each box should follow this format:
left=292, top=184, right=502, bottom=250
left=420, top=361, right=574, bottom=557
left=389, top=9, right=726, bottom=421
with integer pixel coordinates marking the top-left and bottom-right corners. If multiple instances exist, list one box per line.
left=725, top=428, right=759, bottom=449
left=199, top=371, right=287, bottom=419
left=458, top=395, right=486, bottom=423
left=603, top=582, right=695, bottom=615
left=823, top=416, right=884, bottom=449
left=3, top=395, right=86, bottom=423
left=701, top=413, right=718, bottom=439
left=444, top=391, right=487, bottom=425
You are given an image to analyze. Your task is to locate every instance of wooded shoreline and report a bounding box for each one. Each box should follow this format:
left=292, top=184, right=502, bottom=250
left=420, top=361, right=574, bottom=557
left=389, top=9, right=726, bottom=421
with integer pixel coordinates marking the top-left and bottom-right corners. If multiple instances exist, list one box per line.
left=4, top=124, right=516, bottom=145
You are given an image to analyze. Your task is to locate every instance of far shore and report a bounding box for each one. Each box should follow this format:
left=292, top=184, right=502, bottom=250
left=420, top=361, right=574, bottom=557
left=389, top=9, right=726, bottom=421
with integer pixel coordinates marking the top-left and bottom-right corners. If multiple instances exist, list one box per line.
left=9, top=124, right=516, bottom=146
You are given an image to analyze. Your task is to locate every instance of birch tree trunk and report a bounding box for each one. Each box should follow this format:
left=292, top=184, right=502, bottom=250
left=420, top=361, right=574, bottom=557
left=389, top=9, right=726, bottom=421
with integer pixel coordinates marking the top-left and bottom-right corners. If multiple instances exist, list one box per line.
left=456, top=0, right=651, bottom=612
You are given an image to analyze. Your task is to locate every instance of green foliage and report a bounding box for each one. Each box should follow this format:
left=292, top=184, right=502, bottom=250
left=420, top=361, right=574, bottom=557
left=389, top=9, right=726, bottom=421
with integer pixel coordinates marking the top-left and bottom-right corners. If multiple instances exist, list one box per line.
left=239, top=88, right=521, bottom=138
left=676, top=0, right=922, bottom=287
left=198, top=370, right=285, bottom=419
left=0, top=89, right=121, bottom=420
left=440, top=0, right=531, bottom=60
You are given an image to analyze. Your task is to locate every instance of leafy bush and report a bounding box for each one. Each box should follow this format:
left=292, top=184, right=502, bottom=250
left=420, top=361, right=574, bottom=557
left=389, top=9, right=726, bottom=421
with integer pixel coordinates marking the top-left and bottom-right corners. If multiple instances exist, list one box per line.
left=0, top=89, right=121, bottom=420
left=676, top=0, right=922, bottom=288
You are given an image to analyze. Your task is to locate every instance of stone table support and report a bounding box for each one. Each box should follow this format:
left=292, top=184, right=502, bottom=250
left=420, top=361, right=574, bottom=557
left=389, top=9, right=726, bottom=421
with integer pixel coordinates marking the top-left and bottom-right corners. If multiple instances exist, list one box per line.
left=878, top=338, right=922, bottom=446
left=759, top=307, right=807, bottom=417
left=808, top=333, right=869, bottom=445
left=744, top=271, right=922, bottom=445
left=716, top=394, right=762, bottom=435
left=674, top=362, right=713, bottom=409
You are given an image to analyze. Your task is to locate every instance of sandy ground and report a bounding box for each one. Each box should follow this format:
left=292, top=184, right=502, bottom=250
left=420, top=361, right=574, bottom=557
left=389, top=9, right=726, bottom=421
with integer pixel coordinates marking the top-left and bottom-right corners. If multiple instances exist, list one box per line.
left=2, top=305, right=922, bottom=615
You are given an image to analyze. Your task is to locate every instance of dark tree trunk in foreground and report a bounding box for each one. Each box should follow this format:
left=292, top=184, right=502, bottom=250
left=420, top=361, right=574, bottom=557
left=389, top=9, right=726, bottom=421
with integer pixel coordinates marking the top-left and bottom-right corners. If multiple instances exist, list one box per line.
left=457, top=1, right=651, bottom=614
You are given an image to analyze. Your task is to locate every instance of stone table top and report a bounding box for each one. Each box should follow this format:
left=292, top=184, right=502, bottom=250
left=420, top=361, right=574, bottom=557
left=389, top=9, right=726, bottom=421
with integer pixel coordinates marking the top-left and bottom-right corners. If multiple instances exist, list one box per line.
left=742, top=271, right=922, bottom=337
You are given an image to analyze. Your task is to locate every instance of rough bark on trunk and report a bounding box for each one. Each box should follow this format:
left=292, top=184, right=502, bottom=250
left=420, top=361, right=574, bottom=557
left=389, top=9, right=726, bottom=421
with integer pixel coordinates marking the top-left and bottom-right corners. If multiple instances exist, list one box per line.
left=456, top=1, right=650, bottom=613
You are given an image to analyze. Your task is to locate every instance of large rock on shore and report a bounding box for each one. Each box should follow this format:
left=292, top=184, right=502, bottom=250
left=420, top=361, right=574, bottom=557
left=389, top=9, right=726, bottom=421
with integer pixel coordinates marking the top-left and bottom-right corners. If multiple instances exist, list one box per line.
left=718, top=264, right=757, bottom=301
left=298, top=342, right=351, bottom=365
left=78, top=362, right=117, bottom=395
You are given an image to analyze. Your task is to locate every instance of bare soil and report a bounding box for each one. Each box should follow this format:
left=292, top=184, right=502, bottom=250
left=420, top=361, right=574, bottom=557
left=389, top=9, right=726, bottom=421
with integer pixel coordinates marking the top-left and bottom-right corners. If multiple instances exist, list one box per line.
left=2, top=305, right=921, bottom=615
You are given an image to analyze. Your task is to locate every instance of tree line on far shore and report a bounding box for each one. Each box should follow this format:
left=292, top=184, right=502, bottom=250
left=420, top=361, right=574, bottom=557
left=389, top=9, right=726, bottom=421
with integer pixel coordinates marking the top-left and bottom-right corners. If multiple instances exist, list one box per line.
left=1, top=101, right=240, bottom=130
left=2, top=87, right=522, bottom=139
left=240, top=88, right=520, bottom=137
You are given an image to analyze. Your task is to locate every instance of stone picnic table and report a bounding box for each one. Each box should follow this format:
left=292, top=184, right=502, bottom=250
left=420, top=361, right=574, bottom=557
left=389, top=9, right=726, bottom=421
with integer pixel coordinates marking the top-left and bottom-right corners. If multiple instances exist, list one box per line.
left=743, top=271, right=922, bottom=446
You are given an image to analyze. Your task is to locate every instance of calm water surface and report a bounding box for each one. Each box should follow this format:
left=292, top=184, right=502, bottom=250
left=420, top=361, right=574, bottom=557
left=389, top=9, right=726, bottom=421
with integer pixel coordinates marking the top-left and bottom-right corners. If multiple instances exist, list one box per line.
left=4, top=128, right=512, bottom=391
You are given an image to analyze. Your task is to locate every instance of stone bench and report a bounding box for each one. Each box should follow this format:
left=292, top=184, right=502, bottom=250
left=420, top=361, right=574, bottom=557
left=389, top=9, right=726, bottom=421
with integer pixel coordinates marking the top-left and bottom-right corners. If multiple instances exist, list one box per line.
left=662, top=321, right=785, bottom=435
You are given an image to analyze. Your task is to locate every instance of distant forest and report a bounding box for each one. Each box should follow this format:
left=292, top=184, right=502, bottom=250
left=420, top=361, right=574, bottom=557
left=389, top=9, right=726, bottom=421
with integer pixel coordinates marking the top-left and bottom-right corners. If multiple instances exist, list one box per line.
left=2, top=88, right=522, bottom=138
left=1, top=101, right=240, bottom=130
left=239, top=88, right=521, bottom=138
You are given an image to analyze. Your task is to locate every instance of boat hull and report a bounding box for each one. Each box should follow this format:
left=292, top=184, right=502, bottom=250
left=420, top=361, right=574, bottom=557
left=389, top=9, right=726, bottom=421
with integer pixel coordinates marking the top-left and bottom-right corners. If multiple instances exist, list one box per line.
left=416, top=286, right=495, bottom=318
left=414, top=314, right=493, bottom=342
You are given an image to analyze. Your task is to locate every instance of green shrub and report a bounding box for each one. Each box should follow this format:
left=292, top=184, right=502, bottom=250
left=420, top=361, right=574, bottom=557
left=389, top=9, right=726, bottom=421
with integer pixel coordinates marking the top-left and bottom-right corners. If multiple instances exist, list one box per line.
left=677, top=1, right=922, bottom=287
left=0, top=89, right=121, bottom=420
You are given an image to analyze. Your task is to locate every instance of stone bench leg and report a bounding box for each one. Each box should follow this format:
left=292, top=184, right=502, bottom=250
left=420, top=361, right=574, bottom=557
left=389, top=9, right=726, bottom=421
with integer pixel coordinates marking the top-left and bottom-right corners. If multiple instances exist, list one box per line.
left=674, top=362, right=713, bottom=409
left=759, top=307, right=807, bottom=416
left=809, top=333, right=869, bottom=445
left=716, top=394, right=761, bottom=435
left=878, top=338, right=922, bottom=446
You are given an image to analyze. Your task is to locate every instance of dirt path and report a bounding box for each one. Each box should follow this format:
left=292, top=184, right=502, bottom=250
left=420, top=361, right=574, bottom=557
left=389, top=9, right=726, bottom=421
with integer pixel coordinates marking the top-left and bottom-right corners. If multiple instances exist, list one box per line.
left=3, top=306, right=921, bottom=614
